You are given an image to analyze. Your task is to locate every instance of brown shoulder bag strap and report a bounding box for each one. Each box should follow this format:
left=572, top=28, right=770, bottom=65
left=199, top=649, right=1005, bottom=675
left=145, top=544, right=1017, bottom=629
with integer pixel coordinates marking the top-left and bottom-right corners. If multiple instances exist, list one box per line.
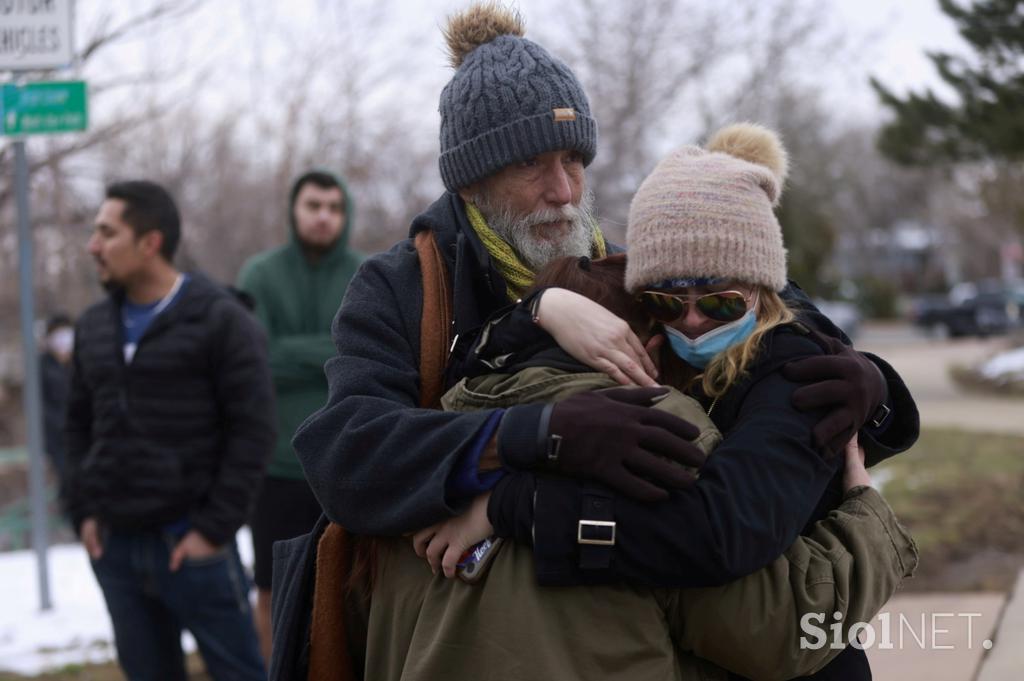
left=307, top=230, right=452, bottom=681
left=414, top=228, right=454, bottom=408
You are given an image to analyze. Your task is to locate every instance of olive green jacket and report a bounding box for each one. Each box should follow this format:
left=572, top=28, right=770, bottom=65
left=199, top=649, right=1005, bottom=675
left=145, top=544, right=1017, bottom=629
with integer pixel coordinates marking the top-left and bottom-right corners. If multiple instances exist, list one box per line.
left=361, top=369, right=917, bottom=681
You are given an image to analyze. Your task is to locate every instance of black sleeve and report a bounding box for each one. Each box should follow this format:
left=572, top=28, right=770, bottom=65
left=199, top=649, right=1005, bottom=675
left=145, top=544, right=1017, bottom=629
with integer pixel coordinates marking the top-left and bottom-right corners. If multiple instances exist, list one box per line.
left=62, top=331, right=95, bottom=532
left=494, top=339, right=842, bottom=588
left=448, top=290, right=552, bottom=381
left=858, top=351, right=920, bottom=466
left=40, top=357, right=67, bottom=463
left=782, top=281, right=920, bottom=463
left=189, top=299, right=277, bottom=545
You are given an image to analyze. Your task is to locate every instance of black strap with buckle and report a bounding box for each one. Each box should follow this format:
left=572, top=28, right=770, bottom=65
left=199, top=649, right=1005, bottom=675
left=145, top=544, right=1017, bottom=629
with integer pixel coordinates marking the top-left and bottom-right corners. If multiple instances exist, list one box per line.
left=870, top=401, right=892, bottom=429
left=577, top=483, right=615, bottom=570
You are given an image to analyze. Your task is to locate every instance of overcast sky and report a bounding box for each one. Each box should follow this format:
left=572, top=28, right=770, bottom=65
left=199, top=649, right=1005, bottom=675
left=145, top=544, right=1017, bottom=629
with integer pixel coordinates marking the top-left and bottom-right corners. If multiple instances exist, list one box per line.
left=2, top=0, right=974, bottom=171
left=834, top=0, right=965, bottom=96
left=70, top=0, right=968, bottom=116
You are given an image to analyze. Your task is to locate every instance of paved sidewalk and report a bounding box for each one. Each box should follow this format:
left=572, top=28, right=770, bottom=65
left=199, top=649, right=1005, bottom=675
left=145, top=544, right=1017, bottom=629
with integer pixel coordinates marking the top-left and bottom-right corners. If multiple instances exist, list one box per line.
left=976, top=570, right=1024, bottom=681
left=865, top=592, right=1006, bottom=681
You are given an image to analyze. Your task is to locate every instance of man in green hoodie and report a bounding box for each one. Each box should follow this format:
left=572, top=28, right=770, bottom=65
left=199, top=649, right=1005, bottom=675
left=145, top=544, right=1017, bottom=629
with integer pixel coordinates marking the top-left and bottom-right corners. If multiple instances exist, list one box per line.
left=236, top=169, right=363, bottom=663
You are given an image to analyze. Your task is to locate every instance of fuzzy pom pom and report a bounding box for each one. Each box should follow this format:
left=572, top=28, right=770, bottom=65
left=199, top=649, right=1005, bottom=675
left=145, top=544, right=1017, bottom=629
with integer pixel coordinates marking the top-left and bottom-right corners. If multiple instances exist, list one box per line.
left=707, top=123, right=788, bottom=186
left=443, top=2, right=525, bottom=69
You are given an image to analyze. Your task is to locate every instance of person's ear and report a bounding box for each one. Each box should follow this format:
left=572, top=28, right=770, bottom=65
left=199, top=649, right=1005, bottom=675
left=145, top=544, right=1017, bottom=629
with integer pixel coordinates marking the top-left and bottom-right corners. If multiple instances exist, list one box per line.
left=138, top=230, right=165, bottom=259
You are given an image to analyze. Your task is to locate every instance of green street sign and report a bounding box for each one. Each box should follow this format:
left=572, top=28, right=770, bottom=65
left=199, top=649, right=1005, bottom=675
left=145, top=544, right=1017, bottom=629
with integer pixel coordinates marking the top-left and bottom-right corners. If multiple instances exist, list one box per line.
left=1, top=81, right=88, bottom=136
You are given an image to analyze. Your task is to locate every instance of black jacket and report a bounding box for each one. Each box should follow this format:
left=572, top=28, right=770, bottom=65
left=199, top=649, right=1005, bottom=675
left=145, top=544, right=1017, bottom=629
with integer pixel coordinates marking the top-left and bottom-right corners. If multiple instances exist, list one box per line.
left=62, top=273, right=276, bottom=545
left=463, top=286, right=917, bottom=587
left=488, top=326, right=833, bottom=584
left=40, top=352, right=71, bottom=478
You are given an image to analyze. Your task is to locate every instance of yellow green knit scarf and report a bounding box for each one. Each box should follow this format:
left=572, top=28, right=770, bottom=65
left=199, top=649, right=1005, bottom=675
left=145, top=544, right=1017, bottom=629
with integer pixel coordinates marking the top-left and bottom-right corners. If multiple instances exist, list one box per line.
left=465, top=202, right=608, bottom=301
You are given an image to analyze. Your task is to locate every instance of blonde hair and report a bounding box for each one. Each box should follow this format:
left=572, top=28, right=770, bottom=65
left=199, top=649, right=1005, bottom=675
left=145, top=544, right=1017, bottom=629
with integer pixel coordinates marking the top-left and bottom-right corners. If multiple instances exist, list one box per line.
left=696, top=287, right=795, bottom=399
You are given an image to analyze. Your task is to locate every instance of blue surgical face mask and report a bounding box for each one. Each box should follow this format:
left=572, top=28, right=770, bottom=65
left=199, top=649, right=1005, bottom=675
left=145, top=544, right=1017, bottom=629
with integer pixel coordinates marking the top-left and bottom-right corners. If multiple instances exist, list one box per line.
left=664, top=310, right=758, bottom=369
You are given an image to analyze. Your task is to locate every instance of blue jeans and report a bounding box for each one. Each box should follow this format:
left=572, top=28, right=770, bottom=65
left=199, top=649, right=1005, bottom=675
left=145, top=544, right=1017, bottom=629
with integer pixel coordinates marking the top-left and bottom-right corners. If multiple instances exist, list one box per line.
left=90, top=528, right=266, bottom=681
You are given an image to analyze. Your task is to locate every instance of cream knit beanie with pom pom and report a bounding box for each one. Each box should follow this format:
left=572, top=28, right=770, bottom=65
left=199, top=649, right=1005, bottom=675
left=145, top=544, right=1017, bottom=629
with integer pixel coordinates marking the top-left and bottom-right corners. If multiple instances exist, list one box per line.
left=625, top=123, right=790, bottom=292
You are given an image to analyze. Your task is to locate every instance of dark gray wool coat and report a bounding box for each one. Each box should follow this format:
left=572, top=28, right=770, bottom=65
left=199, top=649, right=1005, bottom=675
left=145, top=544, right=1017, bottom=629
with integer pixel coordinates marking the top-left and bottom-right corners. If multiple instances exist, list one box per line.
left=292, top=192, right=545, bottom=535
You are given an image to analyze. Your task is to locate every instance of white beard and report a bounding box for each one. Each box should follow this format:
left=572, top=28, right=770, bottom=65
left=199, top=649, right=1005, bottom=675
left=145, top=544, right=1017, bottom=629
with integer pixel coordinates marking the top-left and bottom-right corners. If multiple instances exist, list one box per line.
left=475, top=189, right=597, bottom=271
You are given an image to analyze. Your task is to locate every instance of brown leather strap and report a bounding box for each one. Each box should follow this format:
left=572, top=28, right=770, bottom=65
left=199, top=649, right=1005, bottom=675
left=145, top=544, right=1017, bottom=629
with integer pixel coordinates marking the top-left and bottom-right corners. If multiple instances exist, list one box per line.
left=308, top=523, right=353, bottom=681
left=307, top=230, right=452, bottom=681
left=414, top=229, right=454, bottom=409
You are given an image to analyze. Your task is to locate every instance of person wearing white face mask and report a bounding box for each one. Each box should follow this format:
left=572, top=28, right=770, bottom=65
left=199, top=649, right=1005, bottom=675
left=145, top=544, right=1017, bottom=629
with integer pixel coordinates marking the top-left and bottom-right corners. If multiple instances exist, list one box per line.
left=40, top=313, right=74, bottom=482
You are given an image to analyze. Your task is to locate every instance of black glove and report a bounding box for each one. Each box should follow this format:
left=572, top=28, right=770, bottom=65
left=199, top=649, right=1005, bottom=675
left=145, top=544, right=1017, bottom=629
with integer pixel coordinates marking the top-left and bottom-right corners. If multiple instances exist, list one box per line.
left=781, top=334, right=888, bottom=456
left=541, top=386, right=706, bottom=502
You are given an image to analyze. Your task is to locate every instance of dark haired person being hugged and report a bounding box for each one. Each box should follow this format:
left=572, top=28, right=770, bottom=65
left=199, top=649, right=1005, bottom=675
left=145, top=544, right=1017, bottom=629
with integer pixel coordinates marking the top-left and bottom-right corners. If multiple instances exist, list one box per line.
left=64, top=181, right=275, bottom=681
left=361, top=253, right=918, bottom=681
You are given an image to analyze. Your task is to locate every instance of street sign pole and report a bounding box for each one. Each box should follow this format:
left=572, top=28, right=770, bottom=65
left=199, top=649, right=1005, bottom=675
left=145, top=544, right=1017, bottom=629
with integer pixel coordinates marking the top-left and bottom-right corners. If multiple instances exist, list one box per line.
left=4, top=0, right=76, bottom=614
left=14, top=135, right=52, bottom=612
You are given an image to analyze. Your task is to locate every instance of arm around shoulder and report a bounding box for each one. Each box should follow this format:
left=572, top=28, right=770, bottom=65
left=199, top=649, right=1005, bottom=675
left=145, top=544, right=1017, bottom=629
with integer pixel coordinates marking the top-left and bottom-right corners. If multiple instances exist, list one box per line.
left=525, top=336, right=838, bottom=587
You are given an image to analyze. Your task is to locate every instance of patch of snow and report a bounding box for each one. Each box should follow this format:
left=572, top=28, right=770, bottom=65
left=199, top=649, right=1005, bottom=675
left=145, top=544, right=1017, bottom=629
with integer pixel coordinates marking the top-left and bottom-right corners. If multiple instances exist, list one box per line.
left=979, top=348, right=1024, bottom=383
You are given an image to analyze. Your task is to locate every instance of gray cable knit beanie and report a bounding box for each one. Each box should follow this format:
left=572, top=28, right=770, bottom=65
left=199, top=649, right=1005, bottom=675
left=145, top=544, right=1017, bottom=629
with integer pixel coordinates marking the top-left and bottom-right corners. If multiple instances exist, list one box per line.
left=438, top=3, right=598, bottom=192
left=625, top=123, right=790, bottom=293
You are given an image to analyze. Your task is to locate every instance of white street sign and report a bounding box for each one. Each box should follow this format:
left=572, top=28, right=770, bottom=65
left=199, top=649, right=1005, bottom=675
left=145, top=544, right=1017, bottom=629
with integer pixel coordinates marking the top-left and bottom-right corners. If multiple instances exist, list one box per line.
left=0, top=0, right=73, bottom=71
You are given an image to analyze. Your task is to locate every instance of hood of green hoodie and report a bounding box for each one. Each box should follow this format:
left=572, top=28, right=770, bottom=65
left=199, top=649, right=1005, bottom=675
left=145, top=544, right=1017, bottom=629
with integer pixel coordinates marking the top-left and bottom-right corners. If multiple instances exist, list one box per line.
left=287, top=169, right=355, bottom=265
left=235, top=171, right=365, bottom=479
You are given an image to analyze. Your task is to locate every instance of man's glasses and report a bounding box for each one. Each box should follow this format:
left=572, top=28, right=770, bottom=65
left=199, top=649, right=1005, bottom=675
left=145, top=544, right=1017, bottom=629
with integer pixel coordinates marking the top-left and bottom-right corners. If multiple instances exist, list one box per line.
left=637, top=290, right=754, bottom=323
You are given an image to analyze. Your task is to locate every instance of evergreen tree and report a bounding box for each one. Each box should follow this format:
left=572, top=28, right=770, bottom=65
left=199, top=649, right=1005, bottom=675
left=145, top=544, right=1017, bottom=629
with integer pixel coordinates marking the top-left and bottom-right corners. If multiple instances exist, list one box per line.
left=872, top=0, right=1024, bottom=165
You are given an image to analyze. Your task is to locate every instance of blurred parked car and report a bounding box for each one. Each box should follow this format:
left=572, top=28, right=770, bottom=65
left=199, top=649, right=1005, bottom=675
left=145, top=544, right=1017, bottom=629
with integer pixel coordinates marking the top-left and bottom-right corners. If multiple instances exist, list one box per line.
left=813, top=299, right=862, bottom=341
left=910, top=280, right=1023, bottom=337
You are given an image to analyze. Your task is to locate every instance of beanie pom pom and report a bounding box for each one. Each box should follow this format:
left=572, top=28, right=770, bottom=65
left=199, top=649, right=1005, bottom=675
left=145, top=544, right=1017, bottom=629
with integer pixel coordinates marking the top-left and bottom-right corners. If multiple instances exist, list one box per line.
left=707, top=123, right=788, bottom=186
left=444, top=2, right=525, bottom=68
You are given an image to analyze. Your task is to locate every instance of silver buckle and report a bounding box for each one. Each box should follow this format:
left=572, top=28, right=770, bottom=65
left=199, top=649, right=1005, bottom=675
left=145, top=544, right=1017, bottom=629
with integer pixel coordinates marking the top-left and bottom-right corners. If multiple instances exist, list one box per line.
left=870, top=403, right=892, bottom=429
left=546, top=434, right=563, bottom=462
left=577, top=520, right=616, bottom=546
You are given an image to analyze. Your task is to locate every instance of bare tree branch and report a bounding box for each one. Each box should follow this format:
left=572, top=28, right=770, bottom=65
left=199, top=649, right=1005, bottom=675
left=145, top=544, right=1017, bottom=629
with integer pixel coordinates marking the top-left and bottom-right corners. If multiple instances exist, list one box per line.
left=78, top=1, right=205, bottom=62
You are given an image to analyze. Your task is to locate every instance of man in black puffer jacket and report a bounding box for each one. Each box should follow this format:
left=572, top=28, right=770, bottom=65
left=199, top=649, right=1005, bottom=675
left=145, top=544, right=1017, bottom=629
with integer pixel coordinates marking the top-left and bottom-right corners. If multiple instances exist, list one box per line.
left=63, top=180, right=274, bottom=681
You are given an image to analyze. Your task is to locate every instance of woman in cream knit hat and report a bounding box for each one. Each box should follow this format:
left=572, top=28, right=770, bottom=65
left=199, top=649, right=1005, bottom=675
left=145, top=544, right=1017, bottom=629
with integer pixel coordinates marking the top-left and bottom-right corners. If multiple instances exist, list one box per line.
left=624, top=122, right=796, bottom=398
left=620, top=123, right=889, bottom=681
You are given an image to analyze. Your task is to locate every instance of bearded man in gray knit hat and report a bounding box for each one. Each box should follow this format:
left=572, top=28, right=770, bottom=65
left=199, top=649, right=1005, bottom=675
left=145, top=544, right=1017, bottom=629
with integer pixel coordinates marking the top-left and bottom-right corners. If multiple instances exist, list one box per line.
left=292, top=1, right=708, bottom=548
left=279, top=4, right=918, bottom=677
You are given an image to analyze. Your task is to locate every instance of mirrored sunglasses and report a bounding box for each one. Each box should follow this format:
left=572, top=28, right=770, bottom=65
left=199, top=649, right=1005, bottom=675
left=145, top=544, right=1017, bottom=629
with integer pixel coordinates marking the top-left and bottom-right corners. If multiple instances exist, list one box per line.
left=638, top=289, right=752, bottom=323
